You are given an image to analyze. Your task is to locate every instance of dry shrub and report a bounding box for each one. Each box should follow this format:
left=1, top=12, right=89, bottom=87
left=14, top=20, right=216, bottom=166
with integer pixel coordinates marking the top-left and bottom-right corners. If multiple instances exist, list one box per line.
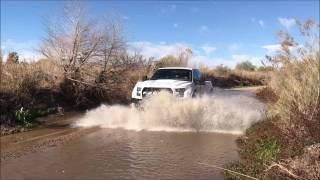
left=235, top=61, right=256, bottom=71
left=201, top=65, right=268, bottom=82
left=153, top=48, right=192, bottom=68
left=155, top=55, right=189, bottom=68
left=212, top=64, right=231, bottom=77
left=58, top=62, right=149, bottom=108
left=0, top=60, right=64, bottom=127
left=285, top=143, right=320, bottom=179
left=270, top=53, right=320, bottom=142
left=268, top=20, right=320, bottom=143
left=232, top=69, right=270, bottom=83
left=225, top=20, right=319, bottom=180
left=97, top=66, right=149, bottom=102
left=1, top=60, right=63, bottom=95
left=200, top=65, right=268, bottom=88
left=256, top=86, right=278, bottom=104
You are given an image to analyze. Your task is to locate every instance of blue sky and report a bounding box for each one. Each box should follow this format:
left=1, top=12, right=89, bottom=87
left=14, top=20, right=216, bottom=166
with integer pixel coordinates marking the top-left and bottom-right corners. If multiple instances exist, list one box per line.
left=1, top=0, right=319, bottom=67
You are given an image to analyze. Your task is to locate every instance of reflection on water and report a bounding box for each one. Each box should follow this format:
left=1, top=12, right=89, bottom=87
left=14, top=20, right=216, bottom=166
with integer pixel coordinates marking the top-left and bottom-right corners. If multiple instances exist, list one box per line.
left=2, top=129, right=239, bottom=179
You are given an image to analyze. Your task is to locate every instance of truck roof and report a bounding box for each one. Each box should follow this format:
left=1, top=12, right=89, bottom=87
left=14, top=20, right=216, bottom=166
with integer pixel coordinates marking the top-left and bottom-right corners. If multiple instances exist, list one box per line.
left=158, top=67, right=194, bottom=70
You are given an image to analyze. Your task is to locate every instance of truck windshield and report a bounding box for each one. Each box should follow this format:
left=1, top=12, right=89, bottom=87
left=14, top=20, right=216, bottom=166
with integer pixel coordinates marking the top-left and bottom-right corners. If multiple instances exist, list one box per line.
left=151, top=69, right=192, bottom=81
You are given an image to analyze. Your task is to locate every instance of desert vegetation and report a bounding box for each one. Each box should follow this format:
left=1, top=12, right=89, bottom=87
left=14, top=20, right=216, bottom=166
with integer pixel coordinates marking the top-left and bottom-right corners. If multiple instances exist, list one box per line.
left=0, top=2, right=147, bottom=134
left=0, top=3, right=271, bottom=135
left=1, top=1, right=318, bottom=179
left=200, top=65, right=269, bottom=88
left=225, top=19, right=320, bottom=180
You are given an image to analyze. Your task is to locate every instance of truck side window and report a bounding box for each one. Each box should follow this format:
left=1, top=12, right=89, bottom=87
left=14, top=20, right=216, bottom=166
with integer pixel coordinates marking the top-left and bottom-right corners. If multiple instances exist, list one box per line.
left=193, top=69, right=200, bottom=81
left=196, top=69, right=202, bottom=80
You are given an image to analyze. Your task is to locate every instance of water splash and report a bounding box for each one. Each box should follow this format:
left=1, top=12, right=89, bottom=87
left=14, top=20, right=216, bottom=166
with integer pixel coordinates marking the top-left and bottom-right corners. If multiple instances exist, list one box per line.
left=74, top=90, right=265, bottom=134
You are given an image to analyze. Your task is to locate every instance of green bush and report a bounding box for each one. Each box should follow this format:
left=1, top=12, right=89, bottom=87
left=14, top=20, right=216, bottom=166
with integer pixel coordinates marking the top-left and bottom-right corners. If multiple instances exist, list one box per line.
left=254, top=138, right=280, bottom=162
left=14, top=107, right=57, bottom=128
left=15, top=107, right=34, bottom=128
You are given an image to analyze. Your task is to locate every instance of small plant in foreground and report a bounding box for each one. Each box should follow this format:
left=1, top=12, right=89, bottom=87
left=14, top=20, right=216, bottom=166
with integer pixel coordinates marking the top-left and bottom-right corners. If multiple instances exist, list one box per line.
left=15, top=107, right=35, bottom=128
left=254, top=138, right=280, bottom=163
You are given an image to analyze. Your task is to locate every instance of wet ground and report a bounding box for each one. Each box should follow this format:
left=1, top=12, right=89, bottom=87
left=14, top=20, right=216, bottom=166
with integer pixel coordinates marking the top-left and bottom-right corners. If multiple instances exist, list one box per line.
left=1, top=87, right=264, bottom=180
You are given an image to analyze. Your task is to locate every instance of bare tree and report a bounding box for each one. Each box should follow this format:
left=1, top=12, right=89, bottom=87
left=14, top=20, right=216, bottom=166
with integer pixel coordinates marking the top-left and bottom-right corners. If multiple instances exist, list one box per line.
left=98, top=21, right=125, bottom=72
left=39, top=2, right=103, bottom=77
left=38, top=1, right=147, bottom=106
left=177, top=48, right=192, bottom=66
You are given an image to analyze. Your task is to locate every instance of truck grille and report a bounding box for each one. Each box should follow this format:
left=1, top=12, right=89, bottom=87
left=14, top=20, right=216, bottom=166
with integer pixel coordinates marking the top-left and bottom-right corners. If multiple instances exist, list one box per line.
left=142, top=88, right=173, bottom=97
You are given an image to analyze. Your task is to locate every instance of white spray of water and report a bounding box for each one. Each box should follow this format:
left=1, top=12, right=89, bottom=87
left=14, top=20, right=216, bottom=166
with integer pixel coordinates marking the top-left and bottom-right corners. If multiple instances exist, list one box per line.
left=74, top=90, right=265, bottom=134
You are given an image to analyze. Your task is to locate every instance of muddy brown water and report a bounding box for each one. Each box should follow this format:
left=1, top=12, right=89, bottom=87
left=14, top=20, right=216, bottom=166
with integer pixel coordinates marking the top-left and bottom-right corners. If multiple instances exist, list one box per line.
left=2, top=129, right=238, bottom=179
left=1, top=88, right=264, bottom=180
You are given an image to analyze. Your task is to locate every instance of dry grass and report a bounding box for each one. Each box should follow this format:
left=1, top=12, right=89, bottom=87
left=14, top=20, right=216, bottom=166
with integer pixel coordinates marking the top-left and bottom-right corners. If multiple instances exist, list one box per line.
left=0, top=58, right=148, bottom=128
left=225, top=20, right=320, bottom=180
left=200, top=66, right=269, bottom=88
left=255, top=86, right=278, bottom=104
left=1, top=59, right=63, bottom=95
left=201, top=66, right=269, bottom=81
left=0, top=59, right=147, bottom=107
left=269, top=53, right=320, bottom=142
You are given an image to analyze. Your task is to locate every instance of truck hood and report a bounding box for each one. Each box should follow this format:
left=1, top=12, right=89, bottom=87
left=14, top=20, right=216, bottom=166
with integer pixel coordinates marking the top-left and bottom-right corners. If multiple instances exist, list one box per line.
left=139, top=79, right=192, bottom=88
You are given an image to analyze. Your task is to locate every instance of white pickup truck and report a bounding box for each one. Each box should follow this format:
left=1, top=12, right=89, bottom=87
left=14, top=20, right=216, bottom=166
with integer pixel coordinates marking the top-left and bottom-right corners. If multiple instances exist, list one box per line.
left=131, top=67, right=213, bottom=101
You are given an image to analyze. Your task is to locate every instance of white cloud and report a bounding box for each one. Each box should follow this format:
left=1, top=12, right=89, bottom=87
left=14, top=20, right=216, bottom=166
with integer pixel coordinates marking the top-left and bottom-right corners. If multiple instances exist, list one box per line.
left=278, top=18, right=296, bottom=29
left=258, top=20, right=265, bottom=27
left=129, top=41, right=190, bottom=59
left=262, top=44, right=281, bottom=53
left=190, top=56, right=237, bottom=68
left=191, top=54, right=263, bottom=68
left=262, top=43, right=305, bottom=54
left=129, top=41, right=263, bottom=68
left=231, top=54, right=262, bottom=66
left=200, top=44, right=216, bottom=54
left=1, top=39, right=43, bottom=62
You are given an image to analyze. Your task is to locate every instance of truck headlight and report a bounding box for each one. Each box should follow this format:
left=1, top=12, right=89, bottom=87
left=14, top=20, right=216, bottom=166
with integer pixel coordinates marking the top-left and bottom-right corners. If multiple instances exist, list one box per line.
left=175, top=88, right=185, bottom=97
